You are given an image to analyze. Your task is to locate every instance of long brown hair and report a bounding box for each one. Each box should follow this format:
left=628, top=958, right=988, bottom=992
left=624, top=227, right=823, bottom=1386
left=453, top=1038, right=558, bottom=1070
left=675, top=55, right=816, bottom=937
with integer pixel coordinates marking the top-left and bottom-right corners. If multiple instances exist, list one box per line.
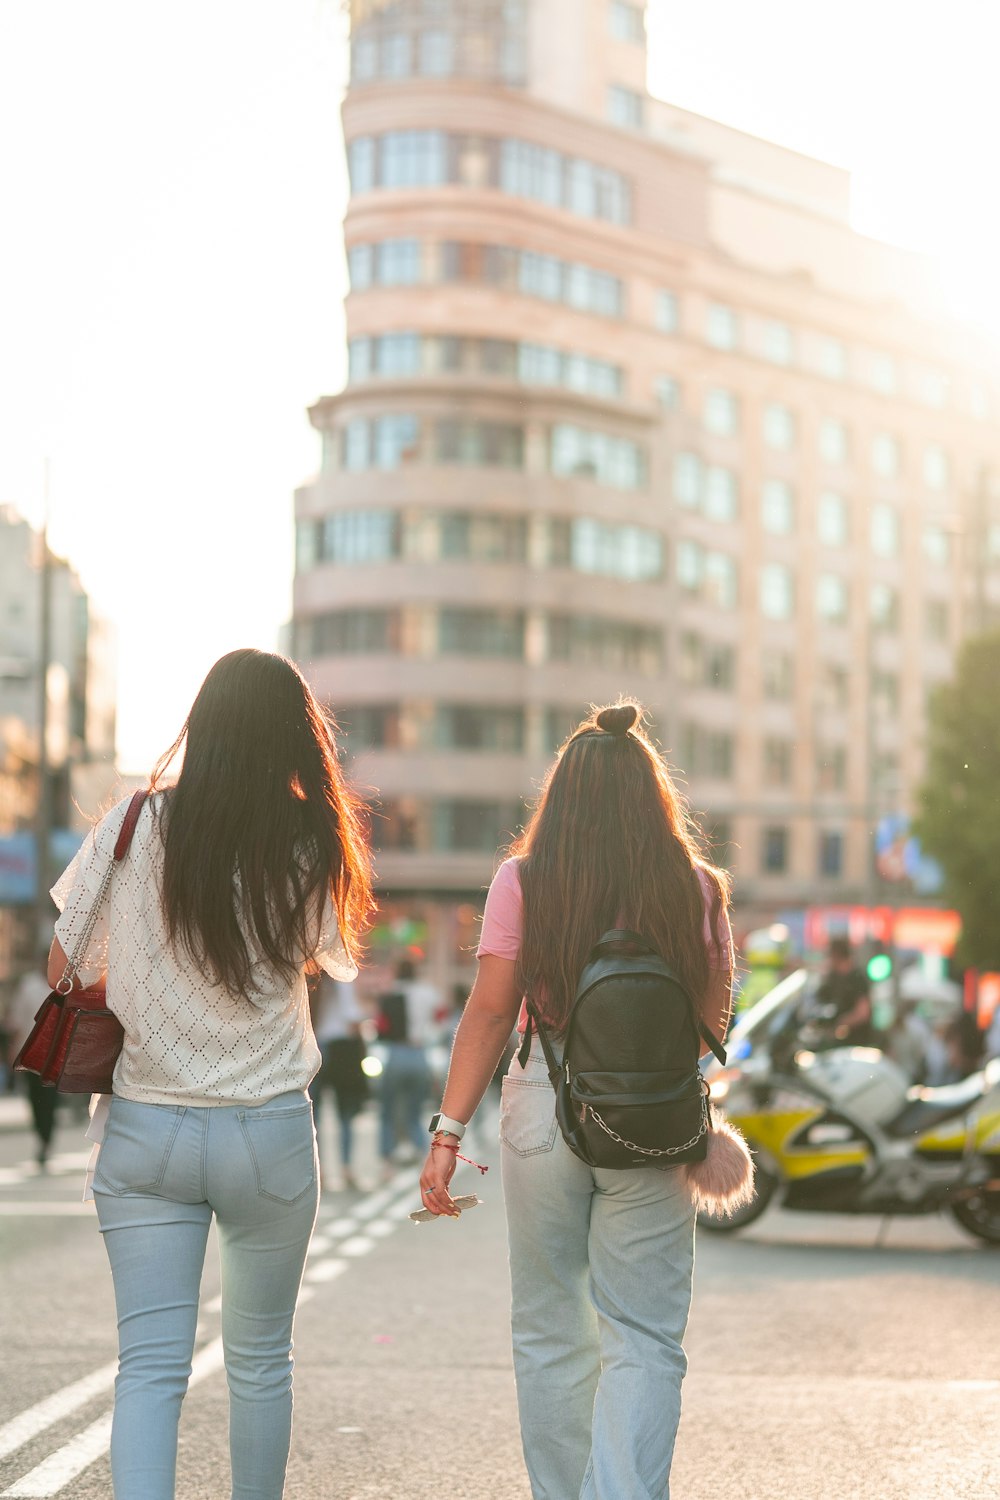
left=150, top=649, right=373, bottom=996
left=511, top=702, right=730, bottom=1031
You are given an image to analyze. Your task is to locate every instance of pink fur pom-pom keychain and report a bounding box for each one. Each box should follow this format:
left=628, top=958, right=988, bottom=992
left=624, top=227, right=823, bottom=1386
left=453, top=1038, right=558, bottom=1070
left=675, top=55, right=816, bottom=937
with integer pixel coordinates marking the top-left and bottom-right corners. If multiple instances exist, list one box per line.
left=683, top=1118, right=756, bottom=1217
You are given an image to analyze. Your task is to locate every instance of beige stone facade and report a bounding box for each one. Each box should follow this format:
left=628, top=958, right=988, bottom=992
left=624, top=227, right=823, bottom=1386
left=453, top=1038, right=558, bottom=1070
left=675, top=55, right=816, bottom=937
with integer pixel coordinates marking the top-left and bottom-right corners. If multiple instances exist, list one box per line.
left=292, top=0, right=1000, bottom=987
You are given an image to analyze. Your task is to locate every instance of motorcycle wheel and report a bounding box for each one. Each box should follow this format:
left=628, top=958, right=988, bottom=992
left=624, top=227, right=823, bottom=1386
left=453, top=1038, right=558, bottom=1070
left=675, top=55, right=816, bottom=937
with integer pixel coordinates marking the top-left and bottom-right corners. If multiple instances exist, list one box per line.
left=951, top=1186, right=1000, bottom=1245
left=697, top=1161, right=778, bottom=1233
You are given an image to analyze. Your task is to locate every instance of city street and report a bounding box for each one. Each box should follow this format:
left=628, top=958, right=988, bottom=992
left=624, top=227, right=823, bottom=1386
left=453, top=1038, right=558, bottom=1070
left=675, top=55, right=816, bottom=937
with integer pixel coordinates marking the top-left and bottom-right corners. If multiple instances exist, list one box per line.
left=0, top=1097, right=997, bottom=1500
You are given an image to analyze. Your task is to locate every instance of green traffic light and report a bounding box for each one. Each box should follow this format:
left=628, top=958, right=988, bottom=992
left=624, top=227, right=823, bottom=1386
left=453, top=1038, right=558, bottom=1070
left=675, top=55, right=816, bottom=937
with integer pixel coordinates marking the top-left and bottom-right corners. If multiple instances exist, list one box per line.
left=867, top=954, right=893, bottom=982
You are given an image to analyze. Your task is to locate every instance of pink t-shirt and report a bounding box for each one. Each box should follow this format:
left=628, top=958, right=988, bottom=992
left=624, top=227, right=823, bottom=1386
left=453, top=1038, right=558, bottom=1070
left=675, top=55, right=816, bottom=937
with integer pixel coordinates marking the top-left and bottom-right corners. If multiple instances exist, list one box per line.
left=476, top=857, right=733, bottom=1030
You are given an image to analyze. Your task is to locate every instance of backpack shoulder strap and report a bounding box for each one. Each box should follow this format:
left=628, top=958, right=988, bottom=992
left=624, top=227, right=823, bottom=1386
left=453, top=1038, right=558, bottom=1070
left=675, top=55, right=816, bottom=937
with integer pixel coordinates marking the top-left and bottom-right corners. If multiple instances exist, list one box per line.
left=519, top=1001, right=563, bottom=1087
left=698, top=1021, right=727, bottom=1066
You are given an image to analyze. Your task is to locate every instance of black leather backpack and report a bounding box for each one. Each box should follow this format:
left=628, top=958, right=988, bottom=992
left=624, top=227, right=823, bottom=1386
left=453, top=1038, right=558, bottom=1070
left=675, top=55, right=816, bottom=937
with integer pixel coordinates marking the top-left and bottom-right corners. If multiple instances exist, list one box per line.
left=521, top=929, right=727, bottom=1170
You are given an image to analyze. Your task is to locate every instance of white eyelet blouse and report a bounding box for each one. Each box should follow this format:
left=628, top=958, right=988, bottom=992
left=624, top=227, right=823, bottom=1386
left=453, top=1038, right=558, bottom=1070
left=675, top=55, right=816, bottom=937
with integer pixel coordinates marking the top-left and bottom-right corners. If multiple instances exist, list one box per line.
left=52, top=793, right=357, bottom=1111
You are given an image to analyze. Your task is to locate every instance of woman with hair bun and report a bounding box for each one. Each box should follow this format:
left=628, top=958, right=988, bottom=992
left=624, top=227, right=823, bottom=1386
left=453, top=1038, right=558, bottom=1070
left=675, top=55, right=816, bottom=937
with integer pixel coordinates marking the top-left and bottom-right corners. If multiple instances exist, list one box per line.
left=419, top=702, right=733, bottom=1498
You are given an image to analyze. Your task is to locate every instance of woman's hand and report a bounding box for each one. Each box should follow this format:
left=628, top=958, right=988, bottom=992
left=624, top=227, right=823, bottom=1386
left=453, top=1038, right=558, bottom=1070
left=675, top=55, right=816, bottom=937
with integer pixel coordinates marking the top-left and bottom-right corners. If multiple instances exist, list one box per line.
left=418, top=1138, right=460, bottom=1217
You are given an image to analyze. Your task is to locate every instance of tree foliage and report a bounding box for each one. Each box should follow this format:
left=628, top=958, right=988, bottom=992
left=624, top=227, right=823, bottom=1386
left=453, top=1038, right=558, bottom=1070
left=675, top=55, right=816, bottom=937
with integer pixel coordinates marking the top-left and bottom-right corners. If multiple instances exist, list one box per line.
left=914, top=630, right=1000, bottom=969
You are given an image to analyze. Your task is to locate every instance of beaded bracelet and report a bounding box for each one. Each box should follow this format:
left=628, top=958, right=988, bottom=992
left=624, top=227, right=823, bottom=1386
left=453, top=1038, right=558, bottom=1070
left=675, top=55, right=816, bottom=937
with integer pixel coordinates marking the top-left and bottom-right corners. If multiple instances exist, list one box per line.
left=430, top=1138, right=489, bottom=1175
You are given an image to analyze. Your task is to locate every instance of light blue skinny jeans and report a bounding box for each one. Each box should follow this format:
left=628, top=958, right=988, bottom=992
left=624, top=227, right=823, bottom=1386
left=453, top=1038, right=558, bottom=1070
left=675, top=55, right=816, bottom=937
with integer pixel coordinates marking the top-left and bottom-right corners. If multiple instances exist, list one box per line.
left=500, top=1046, right=696, bottom=1500
left=93, top=1090, right=319, bottom=1500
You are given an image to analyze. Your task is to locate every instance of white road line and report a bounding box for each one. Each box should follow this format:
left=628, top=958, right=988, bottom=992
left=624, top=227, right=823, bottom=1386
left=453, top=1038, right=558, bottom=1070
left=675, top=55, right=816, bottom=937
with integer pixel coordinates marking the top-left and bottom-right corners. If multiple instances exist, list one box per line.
left=321, top=1216, right=358, bottom=1235
left=0, top=1363, right=117, bottom=1462
left=2, top=1411, right=114, bottom=1498
left=308, top=1234, right=333, bottom=1254
left=366, top=1219, right=396, bottom=1238
left=337, top=1235, right=374, bottom=1257
left=1, top=1340, right=226, bottom=1498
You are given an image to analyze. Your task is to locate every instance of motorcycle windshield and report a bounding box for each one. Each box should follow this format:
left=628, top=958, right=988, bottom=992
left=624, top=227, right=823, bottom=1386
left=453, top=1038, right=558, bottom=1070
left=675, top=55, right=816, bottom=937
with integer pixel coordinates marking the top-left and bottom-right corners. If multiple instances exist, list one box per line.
left=721, top=969, right=810, bottom=1066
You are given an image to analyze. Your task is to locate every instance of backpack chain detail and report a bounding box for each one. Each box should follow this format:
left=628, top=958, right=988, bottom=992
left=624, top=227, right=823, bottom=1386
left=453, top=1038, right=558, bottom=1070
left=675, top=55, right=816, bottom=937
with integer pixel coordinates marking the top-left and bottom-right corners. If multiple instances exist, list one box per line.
left=588, top=1088, right=710, bottom=1158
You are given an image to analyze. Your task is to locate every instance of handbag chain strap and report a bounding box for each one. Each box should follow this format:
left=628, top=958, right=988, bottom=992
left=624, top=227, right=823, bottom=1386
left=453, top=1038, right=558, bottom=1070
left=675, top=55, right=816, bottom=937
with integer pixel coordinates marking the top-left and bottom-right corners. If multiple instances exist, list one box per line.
left=55, top=791, right=148, bottom=996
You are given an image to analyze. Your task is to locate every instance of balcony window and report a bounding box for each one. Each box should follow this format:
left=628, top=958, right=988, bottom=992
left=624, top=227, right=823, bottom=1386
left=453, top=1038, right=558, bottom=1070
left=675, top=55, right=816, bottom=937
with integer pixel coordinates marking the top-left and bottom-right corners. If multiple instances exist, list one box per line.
left=655, top=290, right=679, bottom=333
left=342, top=419, right=371, bottom=471
left=378, top=238, right=422, bottom=284
left=706, top=303, right=738, bottom=350
left=763, top=403, right=796, bottom=450
left=347, top=243, right=374, bottom=289
left=323, top=510, right=399, bottom=565
left=760, top=563, right=794, bottom=620
left=816, top=745, right=847, bottom=792
left=547, top=615, right=663, bottom=673
left=436, top=420, right=524, bottom=468
left=761, top=479, right=794, bottom=535
left=817, top=491, right=849, bottom=548
left=872, top=432, right=901, bottom=477
left=608, top=84, right=644, bottom=129
left=520, top=249, right=563, bottom=301
left=704, top=388, right=739, bottom=436
left=871, top=582, right=900, bottom=632
left=869, top=353, right=898, bottom=395
left=673, top=452, right=702, bottom=509
left=435, top=706, right=525, bottom=752
left=704, top=466, right=739, bottom=522
left=819, top=831, right=844, bottom=878
left=762, top=826, right=788, bottom=874
left=763, top=736, right=793, bottom=787
left=348, top=136, right=376, bottom=192
left=433, top=800, right=523, bottom=853
left=923, top=444, right=950, bottom=490
left=550, top=425, right=644, bottom=489
left=418, top=29, right=454, bottom=76
left=762, top=650, right=794, bottom=700
left=567, top=518, right=663, bottom=580
left=374, top=414, right=419, bottom=468
left=820, top=339, right=848, bottom=381
left=655, top=375, right=680, bottom=410
left=923, top=525, right=952, bottom=566
left=819, top=418, right=849, bottom=465
left=816, top=572, right=849, bottom=624
left=762, top=321, right=794, bottom=366
left=382, top=33, right=412, bottom=77
left=870, top=502, right=901, bottom=557
left=438, top=608, right=525, bottom=657
left=382, top=130, right=448, bottom=188
left=610, top=1, right=645, bottom=42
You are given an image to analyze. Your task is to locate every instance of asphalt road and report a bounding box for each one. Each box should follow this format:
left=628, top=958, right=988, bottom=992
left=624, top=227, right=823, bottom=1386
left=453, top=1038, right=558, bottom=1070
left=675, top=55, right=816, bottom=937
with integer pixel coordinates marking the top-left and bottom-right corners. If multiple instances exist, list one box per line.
left=0, top=1095, right=997, bottom=1500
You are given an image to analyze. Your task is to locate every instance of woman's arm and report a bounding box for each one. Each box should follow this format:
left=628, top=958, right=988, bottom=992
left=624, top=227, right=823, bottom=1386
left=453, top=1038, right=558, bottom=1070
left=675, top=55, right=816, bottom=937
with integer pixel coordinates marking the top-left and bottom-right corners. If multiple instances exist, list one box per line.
left=47, top=938, right=69, bottom=990
left=701, top=964, right=734, bottom=1055
left=418, top=954, right=521, bottom=1216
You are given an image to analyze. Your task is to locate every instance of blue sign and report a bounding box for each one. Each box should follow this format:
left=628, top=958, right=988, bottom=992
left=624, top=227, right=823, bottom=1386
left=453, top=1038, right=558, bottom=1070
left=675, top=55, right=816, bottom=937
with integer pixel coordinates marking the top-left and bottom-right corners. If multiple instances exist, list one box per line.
left=874, top=815, right=944, bottom=896
left=0, top=830, right=85, bottom=905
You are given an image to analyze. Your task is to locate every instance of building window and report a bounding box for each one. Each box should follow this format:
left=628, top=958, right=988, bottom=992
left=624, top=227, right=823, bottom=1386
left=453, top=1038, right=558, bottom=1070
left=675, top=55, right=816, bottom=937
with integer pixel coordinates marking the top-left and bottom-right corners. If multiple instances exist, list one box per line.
left=378, top=238, right=423, bottom=284
left=436, top=420, right=524, bottom=468
left=674, top=452, right=702, bottom=509
left=655, top=374, right=680, bottom=409
left=550, top=425, right=645, bottom=489
left=348, top=243, right=374, bottom=289
left=704, top=388, right=740, bottom=436
left=677, top=542, right=738, bottom=608
left=762, top=403, right=796, bottom=450
left=923, top=525, right=952, bottom=566
left=871, top=582, right=900, bottom=633
left=438, top=608, right=525, bottom=657
left=551, top=517, right=664, bottom=581
left=762, top=826, right=788, bottom=873
left=762, top=649, right=794, bottom=700
left=706, top=303, right=738, bottom=350
left=348, top=136, right=377, bottom=192
left=817, top=745, right=848, bottom=792
left=680, top=723, right=734, bottom=780
left=817, top=491, right=849, bottom=548
left=335, top=705, right=401, bottom=755
left=679, top=632, right=735, bottom=689
left=342, top=419, right=372, bottom=471
left=869, top=352, right=898, bottom=395
left=870, top=502, right=901, bottom=557
left=374, top=414, right=420, bottom=468
left=302, top=608, right=398, bottom=658
left=918, top=368, right=949, bottom=408
left=704, top=467, right=739, bottom=522
left=763, top=736, right=794, bottom=787
left=419, top=29, right=454, bottom=76
left=435, top=705, right=525, bottom=752
left=819, top=661, right=849, bottom=710
left=820, top=339, right=848, bottom=381
left=761, top=479, right=794, bottom=535
left=873, top=670, right=900, bottom=715
left=608, top=84, right=644, bottom=129
left=872, top=432, right=901, bottom=478
left=816, top=573, right=850, bottom=624
left=819, top=418, right=849, bottom=466
left=382, top=129, right=448, bottom=188
left=547, top=615, right=663, bottom=673
left=439, top=240, right=623, bottom=315
left=436, top=513, right=528, bottom=563
left=322, top=510, right=400, bottom=565
left=923, top=444, right=950, bottom=490
left=609, top=1, right=645, bottom=42
left=760, top=563, right=794, bottom=620
left=819, top=830, right=844, bottom=877
left=433, top=800, right=523, bottom=853
left=762, top=321, right=794, bottom=366
left=655, top=290, right=679, bottom=333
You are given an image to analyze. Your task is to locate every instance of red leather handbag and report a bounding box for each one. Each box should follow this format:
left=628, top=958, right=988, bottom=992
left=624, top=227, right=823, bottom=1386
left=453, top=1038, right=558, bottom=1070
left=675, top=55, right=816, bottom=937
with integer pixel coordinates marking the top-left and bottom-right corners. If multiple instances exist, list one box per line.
left=14, top=791, right=147, bottom=1094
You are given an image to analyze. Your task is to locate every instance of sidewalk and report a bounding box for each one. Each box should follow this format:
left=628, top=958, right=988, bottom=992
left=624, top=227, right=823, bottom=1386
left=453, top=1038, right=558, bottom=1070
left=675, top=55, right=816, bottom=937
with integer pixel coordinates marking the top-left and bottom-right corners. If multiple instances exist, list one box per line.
left=0, top=1093, right=31, bottom=1130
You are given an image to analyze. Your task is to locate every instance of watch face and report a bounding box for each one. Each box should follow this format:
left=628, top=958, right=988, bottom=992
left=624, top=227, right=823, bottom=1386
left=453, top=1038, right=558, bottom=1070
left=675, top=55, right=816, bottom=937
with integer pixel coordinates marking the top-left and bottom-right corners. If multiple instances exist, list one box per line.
left=429, top=1114, right=442, bottom=1134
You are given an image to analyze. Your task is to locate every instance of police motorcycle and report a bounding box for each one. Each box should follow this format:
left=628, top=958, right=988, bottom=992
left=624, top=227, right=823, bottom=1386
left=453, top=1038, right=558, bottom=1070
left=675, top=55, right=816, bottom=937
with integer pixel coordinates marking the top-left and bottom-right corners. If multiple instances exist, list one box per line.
left=700, top=969, right=1000, bottom=1243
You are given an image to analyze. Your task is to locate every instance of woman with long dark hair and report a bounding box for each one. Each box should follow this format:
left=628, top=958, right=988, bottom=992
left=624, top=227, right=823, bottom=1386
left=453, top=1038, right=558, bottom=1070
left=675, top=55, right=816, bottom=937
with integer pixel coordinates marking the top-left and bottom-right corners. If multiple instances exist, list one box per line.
left=419, top=703, right=733, bottom=1498
left=47, top=649, right=372, bottom=1500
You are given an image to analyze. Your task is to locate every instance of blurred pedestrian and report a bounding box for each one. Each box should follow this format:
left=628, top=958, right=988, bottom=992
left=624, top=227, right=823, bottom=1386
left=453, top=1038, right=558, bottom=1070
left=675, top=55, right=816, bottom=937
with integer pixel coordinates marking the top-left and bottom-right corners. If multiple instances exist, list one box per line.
left=6, top=961, right=59, bottom=1167
left=308, top=974, right=369, bottom=1190
left=419, top=702, right=733, bottom=1499
left=816, top=937, right=878, bottom=1046
left=46, top=649, right=372, bottom=1500
left=376, top=957, right=440, bottom=1171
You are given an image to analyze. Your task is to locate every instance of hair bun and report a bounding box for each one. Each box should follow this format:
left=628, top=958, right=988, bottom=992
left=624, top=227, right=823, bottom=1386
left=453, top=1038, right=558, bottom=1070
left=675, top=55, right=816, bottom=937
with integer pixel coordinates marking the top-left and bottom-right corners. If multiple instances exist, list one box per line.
left=596, top=703, right=639, bottom=737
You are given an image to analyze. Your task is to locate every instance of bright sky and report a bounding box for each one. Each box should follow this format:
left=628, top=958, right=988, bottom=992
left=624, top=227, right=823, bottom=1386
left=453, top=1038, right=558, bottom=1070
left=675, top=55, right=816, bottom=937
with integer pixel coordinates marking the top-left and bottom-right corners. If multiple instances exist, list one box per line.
left=2, top=0, right=998, bottom=774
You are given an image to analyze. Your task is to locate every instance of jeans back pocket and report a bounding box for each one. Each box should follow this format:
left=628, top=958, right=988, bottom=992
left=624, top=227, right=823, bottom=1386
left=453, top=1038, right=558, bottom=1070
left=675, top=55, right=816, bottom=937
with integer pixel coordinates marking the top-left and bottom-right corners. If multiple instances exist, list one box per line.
left=94, top=1098, right=184, bottom=1196
left=239, top=1103, right=316, bottom=1204
left=500, top=1076, right=558, bottom=1157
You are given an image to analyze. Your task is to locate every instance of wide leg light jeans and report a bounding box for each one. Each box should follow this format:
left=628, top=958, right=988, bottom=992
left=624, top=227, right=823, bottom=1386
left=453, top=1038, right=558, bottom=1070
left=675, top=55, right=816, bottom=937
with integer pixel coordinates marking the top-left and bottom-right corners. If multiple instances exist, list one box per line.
left=500, top=1047, right=696, bottom=1500
left=93, top=1090, right=319, bottom=1500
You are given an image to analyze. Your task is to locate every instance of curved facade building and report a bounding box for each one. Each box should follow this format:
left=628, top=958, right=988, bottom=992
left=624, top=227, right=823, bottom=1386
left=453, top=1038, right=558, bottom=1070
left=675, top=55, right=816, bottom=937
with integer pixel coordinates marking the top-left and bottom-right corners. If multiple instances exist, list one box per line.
left=293, top=0, right=1000, bottom=986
